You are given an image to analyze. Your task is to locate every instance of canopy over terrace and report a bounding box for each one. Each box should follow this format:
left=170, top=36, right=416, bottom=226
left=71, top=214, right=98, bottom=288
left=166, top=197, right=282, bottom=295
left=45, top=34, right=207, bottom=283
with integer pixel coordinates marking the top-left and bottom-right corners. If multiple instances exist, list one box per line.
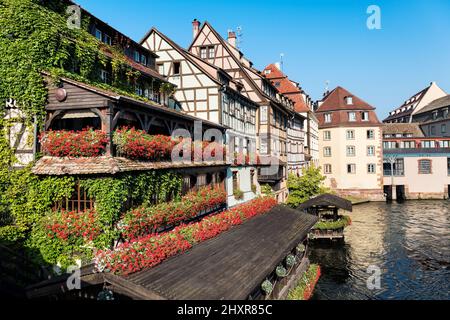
left=296, top=194, right=353, bottom=214
left=26, top=205, right=318, bottom=300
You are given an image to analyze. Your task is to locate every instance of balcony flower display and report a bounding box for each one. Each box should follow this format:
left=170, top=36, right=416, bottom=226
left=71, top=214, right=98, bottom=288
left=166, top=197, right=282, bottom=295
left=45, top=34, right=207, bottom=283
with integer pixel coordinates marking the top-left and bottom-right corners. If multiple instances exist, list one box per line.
left=40, top=128, right=108, bottom=157
left=96, top=196, right=277, bottom=275
left=113, top=127, right=177, bottom=161
left=119, top=185, right=227, bottom=240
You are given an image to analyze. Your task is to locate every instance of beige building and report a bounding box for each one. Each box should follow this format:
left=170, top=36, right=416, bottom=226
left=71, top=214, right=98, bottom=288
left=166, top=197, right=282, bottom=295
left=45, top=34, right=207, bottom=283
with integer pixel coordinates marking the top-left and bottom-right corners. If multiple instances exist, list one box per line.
left=316, top=86, right=384, bottom=200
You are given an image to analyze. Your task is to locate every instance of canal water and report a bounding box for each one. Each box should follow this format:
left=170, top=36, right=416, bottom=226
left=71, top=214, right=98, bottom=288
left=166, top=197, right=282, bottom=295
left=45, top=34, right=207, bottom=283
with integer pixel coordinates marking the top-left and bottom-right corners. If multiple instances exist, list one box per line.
left=309, top=200, right=450, bottom=300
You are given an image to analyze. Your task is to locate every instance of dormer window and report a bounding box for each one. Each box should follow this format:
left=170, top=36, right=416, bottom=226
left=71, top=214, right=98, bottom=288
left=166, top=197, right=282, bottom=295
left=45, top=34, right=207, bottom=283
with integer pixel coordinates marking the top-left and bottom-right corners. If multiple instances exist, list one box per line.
left=345, top=96, right=353, bottom=105
left=324, top=113, right=332, bottom=123
left=264, top=70, right=271, bottom=75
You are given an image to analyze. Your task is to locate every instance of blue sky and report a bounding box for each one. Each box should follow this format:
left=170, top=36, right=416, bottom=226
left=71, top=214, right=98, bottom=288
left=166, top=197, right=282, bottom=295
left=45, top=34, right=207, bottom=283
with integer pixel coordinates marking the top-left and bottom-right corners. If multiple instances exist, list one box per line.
left=75, top=0, right=450, bottom=119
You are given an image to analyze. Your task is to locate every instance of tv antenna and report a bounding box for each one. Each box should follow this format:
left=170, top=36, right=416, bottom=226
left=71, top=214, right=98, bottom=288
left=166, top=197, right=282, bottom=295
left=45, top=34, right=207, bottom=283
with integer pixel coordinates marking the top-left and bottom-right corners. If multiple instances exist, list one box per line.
left=236, top=26, right=243, bottom=49
left=280, top=53, right=285, bottom=71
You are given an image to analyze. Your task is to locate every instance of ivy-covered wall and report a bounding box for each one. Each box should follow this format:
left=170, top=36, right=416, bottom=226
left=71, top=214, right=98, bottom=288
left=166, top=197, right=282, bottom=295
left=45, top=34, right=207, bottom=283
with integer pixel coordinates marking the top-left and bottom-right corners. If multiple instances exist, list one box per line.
left=1, top=170, right=182, bottom=268
left=0, top=0, right=182, bottom=269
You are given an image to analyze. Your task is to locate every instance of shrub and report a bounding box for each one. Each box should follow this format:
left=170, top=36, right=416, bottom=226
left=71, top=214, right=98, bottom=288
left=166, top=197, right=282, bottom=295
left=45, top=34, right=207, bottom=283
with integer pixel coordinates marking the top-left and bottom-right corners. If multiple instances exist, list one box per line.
left=314, top=215, right=352, bottom=230
left=40, top=128, right=108, bottom=157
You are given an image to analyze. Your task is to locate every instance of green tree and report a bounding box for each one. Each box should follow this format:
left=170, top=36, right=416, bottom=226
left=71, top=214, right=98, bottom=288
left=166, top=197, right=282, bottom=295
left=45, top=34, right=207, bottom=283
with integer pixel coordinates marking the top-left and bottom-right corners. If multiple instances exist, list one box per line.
left=286, top=165, right=328, bottom=208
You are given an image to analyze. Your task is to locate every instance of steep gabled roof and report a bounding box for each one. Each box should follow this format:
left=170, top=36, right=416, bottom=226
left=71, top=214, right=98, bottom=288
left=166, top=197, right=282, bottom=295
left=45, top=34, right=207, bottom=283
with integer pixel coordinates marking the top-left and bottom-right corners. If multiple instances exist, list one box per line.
left=145, top=28, right=222, bottom=86
left=263, top=63, right=310, bottom=113
left=414, top=95, right=450, bottom=115
left=188, top=22, right=293, bottom=111
left=316, top=86, right=375, bottom=112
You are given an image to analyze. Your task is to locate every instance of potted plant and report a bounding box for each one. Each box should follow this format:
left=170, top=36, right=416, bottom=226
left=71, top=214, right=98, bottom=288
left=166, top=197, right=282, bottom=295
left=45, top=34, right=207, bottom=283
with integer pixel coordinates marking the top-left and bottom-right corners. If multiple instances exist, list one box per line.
left=233, top=189, right=244, bottom=200
left=286, top=254, right=296, bottom=268
left=276, top=265, right=287, bottom=278
left=296, top=243, right=306, bottom=254
left=261, top=280, right=273, bottom=296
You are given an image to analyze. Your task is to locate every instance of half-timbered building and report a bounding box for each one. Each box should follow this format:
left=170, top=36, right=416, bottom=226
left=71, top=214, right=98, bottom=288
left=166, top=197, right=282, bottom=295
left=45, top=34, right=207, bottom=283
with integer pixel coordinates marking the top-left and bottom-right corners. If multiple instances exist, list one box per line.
left=187, top=21, right=296, bottom=202
left=140, top=27, right=260, bottom=207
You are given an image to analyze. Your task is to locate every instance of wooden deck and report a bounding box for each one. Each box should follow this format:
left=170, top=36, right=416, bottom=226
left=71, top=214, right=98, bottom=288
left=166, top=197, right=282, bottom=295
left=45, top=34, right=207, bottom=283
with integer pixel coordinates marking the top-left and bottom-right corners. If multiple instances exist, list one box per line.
left=121, top=205, right=318, bottom=300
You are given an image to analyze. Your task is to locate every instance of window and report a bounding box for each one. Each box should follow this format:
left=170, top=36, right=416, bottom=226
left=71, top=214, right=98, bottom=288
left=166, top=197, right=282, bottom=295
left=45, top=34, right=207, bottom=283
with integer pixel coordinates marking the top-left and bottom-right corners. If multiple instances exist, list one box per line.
left=347, top=164, right=356, bottom=174
left=348, top=112, right=356, bottom=122
left=324, top=147, right=332, bottom=157
left=345, top=96, right=353, bottom=105
left=274, top=82, right=280, bottom=88
left=439, top=140, right=450, bottom=148
left=367, top=163, right=376, bottom=174
left=367, top=130, right=375, bottom=139
left=383, top=158, right=404, bottom=176
left=422, top=140, right=435, bottom=148
left=367, top=146, right=375, bottom=156
left=430, top=126, right=436, bottom=136
left=95, top=28, right=102, bottom=41
left=140, top=54, right=148, bottom=66
left=346, top=130, right=355, bottom=140
left=324, top=131, right=331, bottom=140
left=232, top=171, right=239, bottom=192
left=200, top=47, right=207, bottom=59
left=260, top=138, right=268, bottom=154
left=448, top=158, right=450, bottom=175
left=157, top=63, right=165, bottom=75
left=361, top=111, right=369, bottom=121
left=401, top=141, right=415, bottom=149
left=418, top=159, right=432, bottom=174
left=173, top=62, right=181, bottom=75
left=100, top=69, right=111, bottom=84
left=260, top=106, right=268, bottom=123
left=134, top=51, right=140, bottom=62
left=346, top=146, right=356, bottom=157
left=441, top=124, right=447, bottom=134
left=432, top=111, right=438, bottom=120
left=383, top=141, right=396, bottom=149
left=208, top=46, right=215, bottom=59
left=324, top=164, right=332, bottom=174
left=324, top=113, right=332, bottom=123
left=103, top=33, right=112, bottom=46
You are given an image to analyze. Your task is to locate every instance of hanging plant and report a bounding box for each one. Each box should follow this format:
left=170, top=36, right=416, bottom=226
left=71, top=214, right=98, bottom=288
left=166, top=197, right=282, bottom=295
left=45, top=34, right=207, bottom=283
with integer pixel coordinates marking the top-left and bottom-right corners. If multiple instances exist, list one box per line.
left=296, top=243, right=306, bottom=254
left=286, top=254, right=296, bottom=268
left=261, top=280, right=273, bottom=296
left=276, top=265, right=287, bottom=278
left=159, top=82, right=176, bottom=97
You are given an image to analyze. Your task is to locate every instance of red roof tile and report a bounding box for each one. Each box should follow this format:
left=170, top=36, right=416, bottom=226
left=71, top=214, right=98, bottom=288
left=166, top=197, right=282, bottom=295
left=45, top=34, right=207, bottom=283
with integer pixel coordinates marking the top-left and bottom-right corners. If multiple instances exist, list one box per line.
left=262, top=64, right=310, bottom=113
left=316, top=86, right=375, bottom=112
left=315, top=86, right=381, bottom=128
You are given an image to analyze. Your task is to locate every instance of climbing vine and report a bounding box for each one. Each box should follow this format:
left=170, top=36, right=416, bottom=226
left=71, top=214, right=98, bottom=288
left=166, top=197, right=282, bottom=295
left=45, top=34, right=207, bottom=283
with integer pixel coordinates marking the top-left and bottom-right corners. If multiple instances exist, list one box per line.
left=0, top=0, right=169, bottom=248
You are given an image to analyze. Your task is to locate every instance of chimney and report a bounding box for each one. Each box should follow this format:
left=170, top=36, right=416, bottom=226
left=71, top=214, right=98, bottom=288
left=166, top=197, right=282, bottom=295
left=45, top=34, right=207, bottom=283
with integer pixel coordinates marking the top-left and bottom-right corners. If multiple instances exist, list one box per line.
left=228, top=30, right=236, bottom=47
left=192, top=19, right=200, bottom=39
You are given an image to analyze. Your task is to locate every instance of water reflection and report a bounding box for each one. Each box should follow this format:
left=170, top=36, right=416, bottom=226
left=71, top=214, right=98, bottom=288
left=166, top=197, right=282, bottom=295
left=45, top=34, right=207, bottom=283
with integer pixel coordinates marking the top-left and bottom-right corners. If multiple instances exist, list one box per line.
left=309, top=200, right=450, bottom=300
